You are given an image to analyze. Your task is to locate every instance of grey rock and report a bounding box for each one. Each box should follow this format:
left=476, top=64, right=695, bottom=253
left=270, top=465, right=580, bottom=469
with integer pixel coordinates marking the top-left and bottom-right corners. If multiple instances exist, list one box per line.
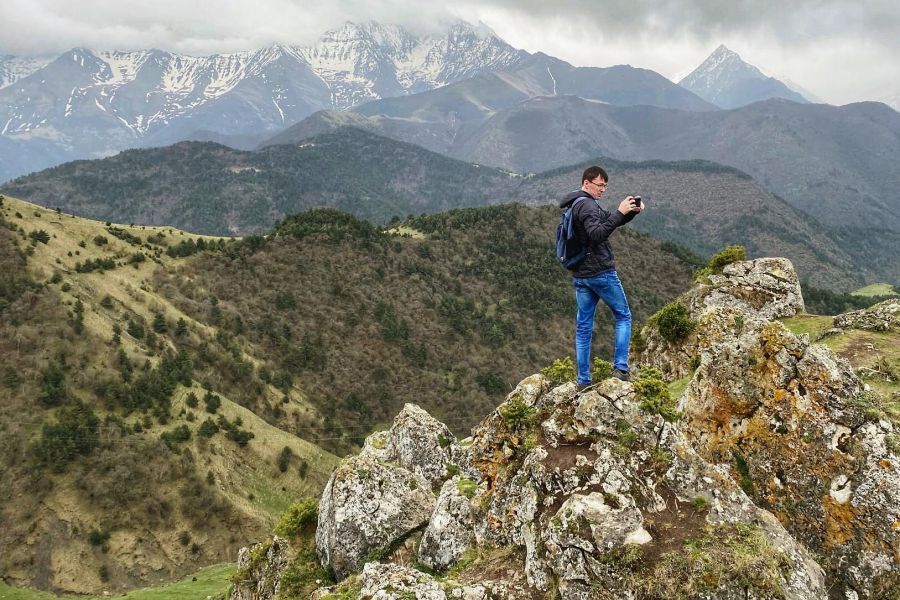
left=316, top=453, right=435, bottom=581
left=833, top=299, right=900, bottom=332
left=230, top=537, right=290, bottom=600
left=418, top=476, right=480, bottom=571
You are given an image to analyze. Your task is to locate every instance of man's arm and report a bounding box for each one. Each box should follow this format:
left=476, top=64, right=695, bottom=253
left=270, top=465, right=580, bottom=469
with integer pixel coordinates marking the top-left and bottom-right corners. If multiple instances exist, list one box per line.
left=579, top=201, right=627, bottom=244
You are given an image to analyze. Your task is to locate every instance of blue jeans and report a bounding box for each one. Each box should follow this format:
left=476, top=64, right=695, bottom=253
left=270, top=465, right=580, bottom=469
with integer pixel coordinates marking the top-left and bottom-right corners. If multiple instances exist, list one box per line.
left=573, top=270, right=632, bottom=384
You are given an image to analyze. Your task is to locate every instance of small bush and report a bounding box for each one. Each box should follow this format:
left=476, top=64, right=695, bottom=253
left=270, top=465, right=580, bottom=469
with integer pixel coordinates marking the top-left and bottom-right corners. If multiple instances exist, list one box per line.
left=652, top=302, right=695, bottom=343
left=277, top=446, right=293, bottom=472
left=541, top=357, right=576, bottom=385
left=634, top=367, right=682, bottom=423
left=591, top=358, right=613, bottom=380
left=475, top=372, right=506, bottom=395
left=694, top=245, right=746, bottom=282
left=197, top=418, right=219, bottom=438
left=160, top=424, right=191, bottom=448
left=29, top=230, right=50, bottom=244
left=499, top=393, right=537, bottom=431
left=88, top=528, right=110, bottom=546
left=274, top=499, right=318, bottom=538
left=203, top=391, right=221, bottom=414
left=178, top=530, right=191, bottom=546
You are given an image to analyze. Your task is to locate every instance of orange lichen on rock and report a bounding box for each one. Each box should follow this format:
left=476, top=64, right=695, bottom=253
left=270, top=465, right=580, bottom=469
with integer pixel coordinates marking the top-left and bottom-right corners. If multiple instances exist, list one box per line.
left=822, top=496, right=859, bottom=549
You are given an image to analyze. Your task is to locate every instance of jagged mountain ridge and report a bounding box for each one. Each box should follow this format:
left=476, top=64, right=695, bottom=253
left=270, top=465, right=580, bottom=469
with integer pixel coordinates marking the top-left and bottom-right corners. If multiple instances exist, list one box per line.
left=0, top=54, right=53, bottom=88
left=0, top=20, right=527, bottom=181
left=679, top=44, right=809, bottom=108
left=0, top=21, right=722, bottom=183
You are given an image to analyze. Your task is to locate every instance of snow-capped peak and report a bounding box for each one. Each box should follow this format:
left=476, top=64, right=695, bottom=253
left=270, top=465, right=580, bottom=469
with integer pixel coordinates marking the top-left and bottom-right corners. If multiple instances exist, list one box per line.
left=679, top=44, right=808, bottom=108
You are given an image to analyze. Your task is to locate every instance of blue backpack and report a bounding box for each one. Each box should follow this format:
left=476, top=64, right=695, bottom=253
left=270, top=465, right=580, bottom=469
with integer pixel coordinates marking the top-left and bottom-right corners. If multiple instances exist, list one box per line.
left=556, top=195, right=590, bottom=270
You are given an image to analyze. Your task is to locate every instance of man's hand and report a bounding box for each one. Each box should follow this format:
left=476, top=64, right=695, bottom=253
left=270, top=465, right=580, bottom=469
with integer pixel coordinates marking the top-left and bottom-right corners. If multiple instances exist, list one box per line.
left=618, top=196, right=640, bottom=214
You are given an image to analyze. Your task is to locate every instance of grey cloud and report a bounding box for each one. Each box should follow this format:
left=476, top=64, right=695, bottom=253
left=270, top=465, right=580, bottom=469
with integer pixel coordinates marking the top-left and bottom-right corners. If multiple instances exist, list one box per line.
left=0, top=0, right=896, bottom=105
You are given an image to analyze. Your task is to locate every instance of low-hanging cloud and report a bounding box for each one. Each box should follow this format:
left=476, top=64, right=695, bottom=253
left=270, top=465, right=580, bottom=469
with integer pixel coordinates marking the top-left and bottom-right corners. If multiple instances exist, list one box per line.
left=0, top=0, right=897, bottom=105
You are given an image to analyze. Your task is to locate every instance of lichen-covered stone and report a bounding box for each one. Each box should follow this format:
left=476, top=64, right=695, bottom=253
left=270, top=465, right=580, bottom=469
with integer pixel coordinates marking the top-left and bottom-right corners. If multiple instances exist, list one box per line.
left=230, top=537, right=289, bottom=600
left=640, top=257, right=804, bottom=379
left=833, top=299, right=900, bottom=332
left=418, top=476, right=481, bottom=571
left=680, top=307, right=898, bottom=597
left=461, top=378, right=825, bottom=600
left=361, top=403, right=458, bottom=486
left=316, top=454, right=435, bottom=581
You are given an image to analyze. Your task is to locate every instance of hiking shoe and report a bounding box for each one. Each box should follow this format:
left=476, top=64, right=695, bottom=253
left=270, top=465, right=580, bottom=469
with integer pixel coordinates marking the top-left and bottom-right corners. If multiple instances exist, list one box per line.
left=576, top=381, right=593, bottom=392
left=612, top=369, right=629, bottom=382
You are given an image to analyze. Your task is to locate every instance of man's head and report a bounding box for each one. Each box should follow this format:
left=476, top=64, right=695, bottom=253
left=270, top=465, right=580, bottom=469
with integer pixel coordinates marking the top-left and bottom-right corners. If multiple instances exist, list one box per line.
left=581, top=165, right=608, bottom=200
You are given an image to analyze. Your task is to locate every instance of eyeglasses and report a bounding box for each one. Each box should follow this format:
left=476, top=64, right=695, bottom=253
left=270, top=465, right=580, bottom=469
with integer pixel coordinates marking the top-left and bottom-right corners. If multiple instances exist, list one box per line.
left=590, top=180, right=608, bottom=190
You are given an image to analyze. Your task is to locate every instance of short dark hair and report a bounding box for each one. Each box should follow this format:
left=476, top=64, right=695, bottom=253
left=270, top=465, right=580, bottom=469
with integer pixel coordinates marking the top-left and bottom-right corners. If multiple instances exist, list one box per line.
left=582, top=166, right=608, bottom=185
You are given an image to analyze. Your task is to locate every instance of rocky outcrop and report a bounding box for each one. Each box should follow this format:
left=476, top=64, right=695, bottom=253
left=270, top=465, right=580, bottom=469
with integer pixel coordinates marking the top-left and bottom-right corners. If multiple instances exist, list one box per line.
left=640, top=257, right=804, bottom=379
left=316, top=453, right=436, bottom=581
left=679, top=309, right=899, bottom=597
left=230, top=537, right=290, bottom=600
left=833, top=299, right=900, bottom=332
left=317, top=403, right=463, bottom=580
left=260, top=256, right=897, bottom=599
left=312, top=373, right=826, bottom=600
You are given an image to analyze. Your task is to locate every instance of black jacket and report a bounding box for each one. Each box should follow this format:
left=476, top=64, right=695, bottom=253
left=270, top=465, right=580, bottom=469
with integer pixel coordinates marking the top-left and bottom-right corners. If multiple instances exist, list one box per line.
left=560, top=190, right=636, bottom=278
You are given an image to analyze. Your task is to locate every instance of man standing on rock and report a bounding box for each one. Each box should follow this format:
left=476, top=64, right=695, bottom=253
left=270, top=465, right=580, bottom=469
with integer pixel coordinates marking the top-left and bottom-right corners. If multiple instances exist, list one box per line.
left=560, top=166, right=642, bottom=388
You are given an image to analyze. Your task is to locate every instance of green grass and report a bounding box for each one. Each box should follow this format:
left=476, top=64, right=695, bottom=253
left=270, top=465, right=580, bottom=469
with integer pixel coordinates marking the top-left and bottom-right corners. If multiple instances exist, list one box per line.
left=851, top=283, right=897, bottom=297
left=386, top=225, right=425, bottom=239
left=0, top=564, right=235, bottom=600
left=779, top=314, right=833, bottom=339
left=667, top=376, right=691, bottom=400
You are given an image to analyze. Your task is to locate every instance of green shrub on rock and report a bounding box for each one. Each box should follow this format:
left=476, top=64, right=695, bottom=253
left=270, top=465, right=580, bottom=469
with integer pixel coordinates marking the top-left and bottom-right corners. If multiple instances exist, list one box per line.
left=274, top=499, right=318, bottom=539
left=652, top=302, right=695, bottom=343
left=541, top=357, right=576, bottom=385
left=634, top=367, right=682, bottom=423
left=693, top=245, right=746, bottom=283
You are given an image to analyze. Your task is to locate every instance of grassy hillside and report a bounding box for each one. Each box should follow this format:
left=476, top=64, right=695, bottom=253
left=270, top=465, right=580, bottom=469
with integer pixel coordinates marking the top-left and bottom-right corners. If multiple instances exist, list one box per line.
left=0, top=129, right=519, bottom=235
left=152, top=203, right=693, bottom=453
left=852, top=283, right=898, bottom=297
left=0, top=193, right=696, bottom=594
left=0, top=195, right=338, bottom=595
left=781, top=313, right=899, bottom=414
left=0, top=564, right=234, bottom=600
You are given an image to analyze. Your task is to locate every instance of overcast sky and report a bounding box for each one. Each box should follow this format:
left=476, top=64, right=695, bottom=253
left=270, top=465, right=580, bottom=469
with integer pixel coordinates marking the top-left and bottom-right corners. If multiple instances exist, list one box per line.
left=1, top=0, right=898, bottom=106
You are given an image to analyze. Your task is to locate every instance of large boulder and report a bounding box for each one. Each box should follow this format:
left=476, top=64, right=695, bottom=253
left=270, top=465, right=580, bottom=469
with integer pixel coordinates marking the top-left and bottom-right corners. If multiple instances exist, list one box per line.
left=317, top=403, right=467, bottom=581
left=361, top=403, right=462, bottom=486
left=418, top=476, right=481, bottom=571
left=640, top=257, right=804, bottom=379
left=316, top=454, right=435, bottom=581
left=680, top=308, right=899, bottom=597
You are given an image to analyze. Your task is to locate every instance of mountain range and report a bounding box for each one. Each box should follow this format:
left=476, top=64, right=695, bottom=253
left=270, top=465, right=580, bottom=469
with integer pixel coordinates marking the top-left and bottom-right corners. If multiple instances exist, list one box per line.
left=0, top=20, right=528, bottom=181
left=271, top=88, right=900, bottom=233
left=0, top=20, right=716, bottom=184
left=0, top=126, right=879, bottom=290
